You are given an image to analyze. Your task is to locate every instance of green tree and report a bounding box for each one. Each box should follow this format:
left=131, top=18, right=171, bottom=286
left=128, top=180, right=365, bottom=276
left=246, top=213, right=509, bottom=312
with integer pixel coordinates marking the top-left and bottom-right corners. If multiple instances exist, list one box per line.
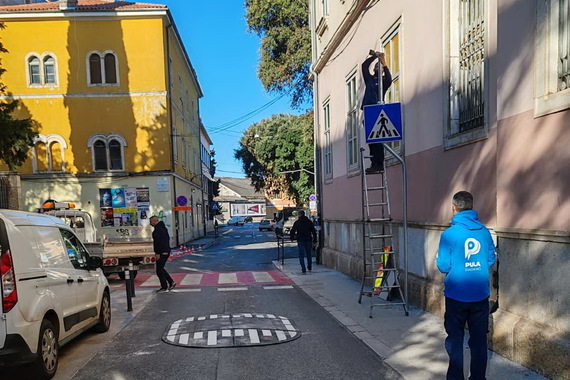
left=245, top=0, right=312, bottom=109
left=0, top=22, right=37, bottom=171
left=235, top=112, right=314, bottom=205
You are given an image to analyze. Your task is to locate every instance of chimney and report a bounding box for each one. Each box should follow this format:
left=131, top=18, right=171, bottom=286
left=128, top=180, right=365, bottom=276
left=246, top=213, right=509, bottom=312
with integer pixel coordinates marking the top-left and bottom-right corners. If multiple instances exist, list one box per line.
left=59, top=0, right=78, bottom=11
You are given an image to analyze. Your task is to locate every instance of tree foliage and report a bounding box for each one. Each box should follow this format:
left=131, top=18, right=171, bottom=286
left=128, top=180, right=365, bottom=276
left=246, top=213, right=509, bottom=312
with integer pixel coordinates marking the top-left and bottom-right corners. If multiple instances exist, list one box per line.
left=245, top=0, right=312, bottom=109
left=0, top=22, right=37, bottom=171
left=235, top=112, right=314, bottom=205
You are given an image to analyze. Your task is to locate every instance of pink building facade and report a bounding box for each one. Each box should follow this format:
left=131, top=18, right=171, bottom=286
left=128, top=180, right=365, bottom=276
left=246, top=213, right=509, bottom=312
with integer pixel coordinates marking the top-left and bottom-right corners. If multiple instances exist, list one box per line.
left=310, top=1, right=569, bottom=378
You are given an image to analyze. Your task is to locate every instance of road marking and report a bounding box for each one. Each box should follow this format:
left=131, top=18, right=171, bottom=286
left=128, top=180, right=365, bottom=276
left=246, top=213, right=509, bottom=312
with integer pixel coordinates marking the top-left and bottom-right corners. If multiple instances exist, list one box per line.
left=207, top=331, right=217, bottom=346
left=172, top=288, right=201, bottom=293
left=141, top=275, right=161, bottom=287
left=218, top=272, right=238, bottom=284
left=181, top=273, right=203, bottom=285
left=162, top=313, right=301, bottom=348
left=263, top=285, right=294, bottom=290
left=218, top=287, right=248, bottom=292
left=253, top=272, right=275, bottom=283
left=248, top=329, right=260, bottom=344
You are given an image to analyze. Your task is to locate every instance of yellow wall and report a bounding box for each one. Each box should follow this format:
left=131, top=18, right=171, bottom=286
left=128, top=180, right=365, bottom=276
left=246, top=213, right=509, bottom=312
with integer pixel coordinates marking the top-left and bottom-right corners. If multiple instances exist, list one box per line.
left=0, top=14, right=202, bottom=183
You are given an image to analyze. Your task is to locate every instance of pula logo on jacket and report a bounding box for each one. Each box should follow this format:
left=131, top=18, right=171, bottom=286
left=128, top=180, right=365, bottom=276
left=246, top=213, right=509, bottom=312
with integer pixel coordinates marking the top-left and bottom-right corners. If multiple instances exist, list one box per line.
left=464, top=238, right=482, bottom=270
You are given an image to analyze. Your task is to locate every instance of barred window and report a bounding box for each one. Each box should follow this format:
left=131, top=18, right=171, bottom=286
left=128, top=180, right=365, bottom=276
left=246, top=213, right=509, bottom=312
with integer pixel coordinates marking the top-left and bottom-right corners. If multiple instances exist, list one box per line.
left=446, top=0, right=488, bottom=148
left=536, top=0, right=570, bottom=116
left=323, top=101, right=332, bottom=178
left=346, top=73, right=359, bottom=170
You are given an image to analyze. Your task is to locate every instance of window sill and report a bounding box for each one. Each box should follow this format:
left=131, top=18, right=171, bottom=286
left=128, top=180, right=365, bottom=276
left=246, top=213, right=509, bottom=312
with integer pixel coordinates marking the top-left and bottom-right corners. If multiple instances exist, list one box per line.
left=534, top=89, right=570, bottom=118
left=444, top=127, right=488, bottom=150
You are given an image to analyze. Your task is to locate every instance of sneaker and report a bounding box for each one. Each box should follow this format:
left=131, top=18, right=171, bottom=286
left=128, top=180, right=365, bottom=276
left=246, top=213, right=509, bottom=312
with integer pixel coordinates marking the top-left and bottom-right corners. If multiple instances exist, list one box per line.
left=156, top=288, right=168, bottom=293
left=301, top=271, right=307, bottom=275
left=365, top=166, right=383, bottom=174
left=168, top=282, right=177, bottom=291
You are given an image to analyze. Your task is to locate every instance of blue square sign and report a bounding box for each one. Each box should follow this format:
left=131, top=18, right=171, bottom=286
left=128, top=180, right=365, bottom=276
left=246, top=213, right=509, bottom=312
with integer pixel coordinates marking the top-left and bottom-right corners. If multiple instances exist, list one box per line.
left=364, top=103, right=403, bottom=143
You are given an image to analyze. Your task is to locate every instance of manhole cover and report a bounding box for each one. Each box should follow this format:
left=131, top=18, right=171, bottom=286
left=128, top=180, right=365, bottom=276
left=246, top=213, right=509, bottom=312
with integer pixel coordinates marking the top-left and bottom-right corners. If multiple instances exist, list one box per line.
left=162, top=313, right=300, bottom=348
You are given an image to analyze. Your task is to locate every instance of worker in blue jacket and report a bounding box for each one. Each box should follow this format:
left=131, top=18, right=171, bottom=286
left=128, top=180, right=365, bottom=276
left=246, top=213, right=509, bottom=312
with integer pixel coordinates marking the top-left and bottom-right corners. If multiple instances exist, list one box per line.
left=436, top=191, right=496, bottom=380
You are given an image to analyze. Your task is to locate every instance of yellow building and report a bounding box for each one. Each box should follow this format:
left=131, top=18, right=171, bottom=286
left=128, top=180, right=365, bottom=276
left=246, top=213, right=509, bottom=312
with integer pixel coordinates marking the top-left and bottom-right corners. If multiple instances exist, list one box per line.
left=0, top=0, right=204, bottom=246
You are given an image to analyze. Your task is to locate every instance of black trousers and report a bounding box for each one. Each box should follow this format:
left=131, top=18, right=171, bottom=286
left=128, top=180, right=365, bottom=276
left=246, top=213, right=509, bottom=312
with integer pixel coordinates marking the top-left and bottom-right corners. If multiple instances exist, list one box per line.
left=156, top=253, right=174, bottom=289
left=369, top=143, right=385, bottom=167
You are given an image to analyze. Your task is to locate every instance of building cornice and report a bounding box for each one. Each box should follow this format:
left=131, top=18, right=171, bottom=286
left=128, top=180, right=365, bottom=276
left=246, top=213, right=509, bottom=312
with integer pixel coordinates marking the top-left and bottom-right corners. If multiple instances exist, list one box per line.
left=314, top=0, right=371, bottom=74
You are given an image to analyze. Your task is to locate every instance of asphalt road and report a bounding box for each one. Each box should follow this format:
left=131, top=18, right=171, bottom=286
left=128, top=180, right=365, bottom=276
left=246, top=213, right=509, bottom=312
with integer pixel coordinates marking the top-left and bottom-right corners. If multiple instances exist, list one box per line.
left=6, top=223, right=387, bottom=380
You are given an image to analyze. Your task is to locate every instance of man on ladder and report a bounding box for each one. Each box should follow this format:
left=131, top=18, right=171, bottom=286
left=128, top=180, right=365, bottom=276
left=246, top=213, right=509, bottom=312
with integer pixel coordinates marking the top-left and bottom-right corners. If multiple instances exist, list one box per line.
left=361, top=50, right=392, bottom=174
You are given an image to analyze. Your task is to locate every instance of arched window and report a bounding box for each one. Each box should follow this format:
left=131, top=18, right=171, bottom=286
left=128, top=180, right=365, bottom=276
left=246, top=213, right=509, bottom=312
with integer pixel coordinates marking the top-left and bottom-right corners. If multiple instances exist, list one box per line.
left=89, top=53, right=102, bottom=84
left=43, top=55, right=56, bottom=84
left=93, top=140, right=107, bottom=170
left=88, top=133, right=127, bottom=172
left=32, top=134, right=67, bottom=173
left=108, top=139, right=122, bottom=170
left=28, top=56, right=41, bottom=85
left=104, top=53, right=117, bottom=84
left=87, top=51, right=118, bottom=86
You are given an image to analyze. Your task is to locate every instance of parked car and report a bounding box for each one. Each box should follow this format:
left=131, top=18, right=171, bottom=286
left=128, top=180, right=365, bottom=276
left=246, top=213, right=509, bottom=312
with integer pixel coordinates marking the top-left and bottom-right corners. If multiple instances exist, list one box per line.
left=258, top=219, right=275, bottom=231
left=244, top=216, right=253, bottom=223
left=228, top=216, right=245, bottom=226
left=0, top=210, right=111, bottom=379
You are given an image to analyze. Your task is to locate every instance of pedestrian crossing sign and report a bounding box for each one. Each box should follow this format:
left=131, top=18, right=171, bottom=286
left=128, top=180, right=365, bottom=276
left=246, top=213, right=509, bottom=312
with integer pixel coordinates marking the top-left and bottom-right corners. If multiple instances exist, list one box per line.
left=364, top=103, right=403, bottom=143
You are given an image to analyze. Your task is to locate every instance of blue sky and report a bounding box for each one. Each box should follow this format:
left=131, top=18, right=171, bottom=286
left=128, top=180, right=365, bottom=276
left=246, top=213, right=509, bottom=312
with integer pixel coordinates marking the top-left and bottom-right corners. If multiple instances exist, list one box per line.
left=158, top=1, right=303, bottom=178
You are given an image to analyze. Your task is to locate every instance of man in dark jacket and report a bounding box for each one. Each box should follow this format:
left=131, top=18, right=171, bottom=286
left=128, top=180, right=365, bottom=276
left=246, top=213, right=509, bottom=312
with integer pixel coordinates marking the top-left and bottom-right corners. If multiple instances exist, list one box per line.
left=150, top=216, right=176, bottom=292
left=290, top=210, right=317, bottom=274
left=361, top=51, right=393, bottom=174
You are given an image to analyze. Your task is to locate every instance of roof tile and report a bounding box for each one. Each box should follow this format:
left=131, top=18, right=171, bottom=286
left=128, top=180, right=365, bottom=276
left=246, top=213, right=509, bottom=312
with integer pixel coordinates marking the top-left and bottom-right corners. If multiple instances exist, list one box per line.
left=0, top=0, right=167, bottom=12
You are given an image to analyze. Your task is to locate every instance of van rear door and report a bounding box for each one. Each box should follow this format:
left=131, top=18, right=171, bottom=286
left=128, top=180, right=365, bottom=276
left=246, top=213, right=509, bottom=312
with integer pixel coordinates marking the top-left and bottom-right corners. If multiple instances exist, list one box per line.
left=0, top=217, right=8, bottom=349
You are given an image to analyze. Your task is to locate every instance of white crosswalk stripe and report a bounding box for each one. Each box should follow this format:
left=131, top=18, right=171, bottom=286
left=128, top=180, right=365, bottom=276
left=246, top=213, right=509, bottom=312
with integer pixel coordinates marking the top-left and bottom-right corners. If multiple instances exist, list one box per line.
left=252, top=272, right=275, bottom=283
left=218, top=273, right=238, bottom=284
left=180, top=273, right=203, bottom=285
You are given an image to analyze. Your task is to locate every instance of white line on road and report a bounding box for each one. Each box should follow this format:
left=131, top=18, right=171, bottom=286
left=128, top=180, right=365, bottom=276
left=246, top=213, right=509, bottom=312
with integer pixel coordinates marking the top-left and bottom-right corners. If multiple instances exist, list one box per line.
left=276, top=330, right=287, bottom=341
left=218, top=287, right=248, bottom=292
left=179, top=333, right=189, bottom=345
left=263, top=285, right=294, bottom=290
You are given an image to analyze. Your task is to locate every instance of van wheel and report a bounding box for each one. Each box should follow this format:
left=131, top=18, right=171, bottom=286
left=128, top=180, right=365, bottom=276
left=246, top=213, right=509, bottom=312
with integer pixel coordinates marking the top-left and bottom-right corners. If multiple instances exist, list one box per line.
left=118, top=270, right=138, bottom=280
left=36, top=319, right=58, bottom=379
left=94, top=292, right=111, bottom=333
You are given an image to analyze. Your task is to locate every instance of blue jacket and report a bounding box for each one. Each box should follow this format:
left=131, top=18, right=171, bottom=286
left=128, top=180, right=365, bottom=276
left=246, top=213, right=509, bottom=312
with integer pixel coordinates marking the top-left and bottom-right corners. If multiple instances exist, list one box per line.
left=436, top=210, right=496, bottom=302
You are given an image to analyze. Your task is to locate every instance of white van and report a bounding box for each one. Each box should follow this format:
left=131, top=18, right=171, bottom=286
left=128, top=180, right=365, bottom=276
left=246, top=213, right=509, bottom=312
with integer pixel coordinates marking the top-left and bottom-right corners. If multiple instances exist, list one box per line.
left=0, top=210, right=111, bottom=379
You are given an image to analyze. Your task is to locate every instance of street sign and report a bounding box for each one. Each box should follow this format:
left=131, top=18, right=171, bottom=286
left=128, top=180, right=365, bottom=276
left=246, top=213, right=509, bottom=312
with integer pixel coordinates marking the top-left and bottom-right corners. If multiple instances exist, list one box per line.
left=309, top=200, right=317, bottom=210
left=173, top=206, right=192, bottom=211
left=309, top=194, right=317, bottom=201
left=176, top=195, right=188, bottom=207
left=364, top=103, right=403, bottom=144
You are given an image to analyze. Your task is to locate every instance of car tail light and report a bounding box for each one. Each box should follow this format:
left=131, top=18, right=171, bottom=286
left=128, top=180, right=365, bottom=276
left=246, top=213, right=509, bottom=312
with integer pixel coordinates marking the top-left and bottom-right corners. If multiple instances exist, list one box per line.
left=151, top=256, right=156, bottom=263
left=1, top=250, right=18, bottom=313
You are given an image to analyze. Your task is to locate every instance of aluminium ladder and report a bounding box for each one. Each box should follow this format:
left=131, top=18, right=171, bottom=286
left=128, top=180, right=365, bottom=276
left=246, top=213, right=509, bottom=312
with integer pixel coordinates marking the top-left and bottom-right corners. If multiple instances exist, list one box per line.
left=358, top=147, right=409, bottom=317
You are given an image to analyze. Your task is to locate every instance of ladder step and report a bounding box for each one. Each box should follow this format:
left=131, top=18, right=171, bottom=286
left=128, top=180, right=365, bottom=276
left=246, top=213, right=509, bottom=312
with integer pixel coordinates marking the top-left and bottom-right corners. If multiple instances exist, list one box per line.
left=367, top=217, right=391, bottom=222
left=365, top=186, right=387, bottom=191
left=366, top=234, right=392, bottom=239
left=368, top=202, right=388, bottom=207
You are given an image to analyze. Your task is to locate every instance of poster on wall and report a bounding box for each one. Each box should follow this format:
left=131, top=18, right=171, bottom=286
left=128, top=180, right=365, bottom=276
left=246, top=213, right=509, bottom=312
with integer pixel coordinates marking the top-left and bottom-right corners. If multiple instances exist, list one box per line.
left=101, top=207, right=114, bottom=227
left=231, top=203, right=266, bottom=216
left=99, top=187, right=151, bottom=227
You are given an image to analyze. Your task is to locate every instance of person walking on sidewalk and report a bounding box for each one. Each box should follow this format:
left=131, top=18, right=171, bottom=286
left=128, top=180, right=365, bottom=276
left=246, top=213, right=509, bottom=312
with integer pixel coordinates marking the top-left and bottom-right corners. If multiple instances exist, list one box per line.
left=150, top=216, right=176, bottom=293
left=290, top=210, right=317, bottom=274
left=436, top=191, right=496, bottom=380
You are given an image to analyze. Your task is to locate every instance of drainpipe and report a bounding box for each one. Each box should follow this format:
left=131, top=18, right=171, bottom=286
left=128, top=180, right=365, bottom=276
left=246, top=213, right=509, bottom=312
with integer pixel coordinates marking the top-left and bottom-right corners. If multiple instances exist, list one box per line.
left=166, top=22, right=179, bottom=247
left=309, top=0, right=324, bottom=264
